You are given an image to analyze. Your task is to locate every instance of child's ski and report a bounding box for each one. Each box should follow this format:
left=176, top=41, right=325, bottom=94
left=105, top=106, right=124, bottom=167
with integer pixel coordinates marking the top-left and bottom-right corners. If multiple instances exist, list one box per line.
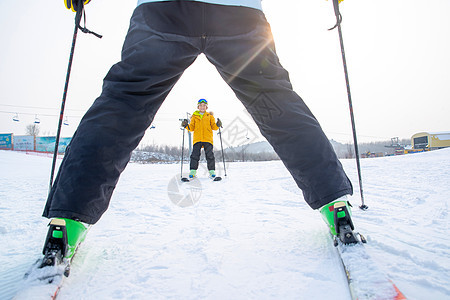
left=181, top=176, right=222, bottom=182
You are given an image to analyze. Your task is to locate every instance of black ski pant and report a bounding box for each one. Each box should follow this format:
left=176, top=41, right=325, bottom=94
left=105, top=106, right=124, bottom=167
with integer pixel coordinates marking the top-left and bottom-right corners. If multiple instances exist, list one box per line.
left=190, top=142, right=215, bottom=171
left=43, top=2, right=352, bottom=224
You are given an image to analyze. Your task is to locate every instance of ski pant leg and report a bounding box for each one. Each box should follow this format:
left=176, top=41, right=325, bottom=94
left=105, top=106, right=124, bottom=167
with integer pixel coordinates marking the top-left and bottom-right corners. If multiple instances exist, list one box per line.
left=43, top=4, right=202, bottom=224
left=203, top=9, right=353, bottom=209
left=190, top=142, right=203, bottom=170
left=203, top=142, right=216, bottom=171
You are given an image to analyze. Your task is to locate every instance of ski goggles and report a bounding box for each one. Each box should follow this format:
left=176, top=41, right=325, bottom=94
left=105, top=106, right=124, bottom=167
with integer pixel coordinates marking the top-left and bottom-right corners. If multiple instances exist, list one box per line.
left=198, top=99, right=208, bottom=104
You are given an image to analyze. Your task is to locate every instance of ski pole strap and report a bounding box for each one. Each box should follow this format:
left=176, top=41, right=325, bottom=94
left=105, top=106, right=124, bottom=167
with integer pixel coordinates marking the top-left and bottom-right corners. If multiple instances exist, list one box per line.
left=75, top=2, right=102, bottom=38
left=328, top=0, right=342, bottom=31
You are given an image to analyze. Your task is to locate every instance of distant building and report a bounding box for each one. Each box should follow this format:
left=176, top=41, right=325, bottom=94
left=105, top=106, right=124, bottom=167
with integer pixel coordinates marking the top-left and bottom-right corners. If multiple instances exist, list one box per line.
left=412, top=132, right=450, bottom=150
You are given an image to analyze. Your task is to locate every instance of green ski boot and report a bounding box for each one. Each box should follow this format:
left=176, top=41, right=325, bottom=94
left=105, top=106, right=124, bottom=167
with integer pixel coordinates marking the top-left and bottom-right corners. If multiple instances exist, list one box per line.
left=209, top=170, right=216, bottom=178
left=189, top=169, right=197, bottom=178
left=320, top=198, right=358, bottom=245
left=41, top=218, right=88, bottom=267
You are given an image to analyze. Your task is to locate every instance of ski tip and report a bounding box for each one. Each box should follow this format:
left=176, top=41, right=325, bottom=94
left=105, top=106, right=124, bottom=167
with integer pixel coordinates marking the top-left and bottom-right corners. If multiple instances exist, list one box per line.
left=213, top=176, right=222, bottom=181
left=392, top=281, right=407, bottom=300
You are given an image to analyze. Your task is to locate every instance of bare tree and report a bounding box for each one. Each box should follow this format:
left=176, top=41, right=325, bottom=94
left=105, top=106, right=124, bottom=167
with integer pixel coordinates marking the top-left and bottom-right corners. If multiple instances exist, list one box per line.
left=345, top=143, right=354, bottom=159
left=26, top=124, right=40, bottom=137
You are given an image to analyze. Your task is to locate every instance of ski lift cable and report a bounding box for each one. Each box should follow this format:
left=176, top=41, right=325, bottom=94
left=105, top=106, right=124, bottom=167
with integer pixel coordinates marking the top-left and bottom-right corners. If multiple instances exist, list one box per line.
left=0, top=110, right=82, bottom=118
left=0, top=103, right=87, bottom=112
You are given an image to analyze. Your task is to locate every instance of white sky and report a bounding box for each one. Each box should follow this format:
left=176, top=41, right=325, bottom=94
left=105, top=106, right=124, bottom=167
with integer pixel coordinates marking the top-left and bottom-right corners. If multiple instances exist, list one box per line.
left=1, top=0, right=449, bottom=147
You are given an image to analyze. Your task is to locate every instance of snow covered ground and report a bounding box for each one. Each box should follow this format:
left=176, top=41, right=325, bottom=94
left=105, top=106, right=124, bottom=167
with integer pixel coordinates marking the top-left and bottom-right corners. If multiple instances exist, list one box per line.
left=0, top=148, right=449, bottom=299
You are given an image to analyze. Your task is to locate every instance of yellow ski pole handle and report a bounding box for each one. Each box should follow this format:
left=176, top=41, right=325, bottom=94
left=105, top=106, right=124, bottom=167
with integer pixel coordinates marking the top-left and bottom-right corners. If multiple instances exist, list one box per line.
left=64, top=0, right=91, bottom=12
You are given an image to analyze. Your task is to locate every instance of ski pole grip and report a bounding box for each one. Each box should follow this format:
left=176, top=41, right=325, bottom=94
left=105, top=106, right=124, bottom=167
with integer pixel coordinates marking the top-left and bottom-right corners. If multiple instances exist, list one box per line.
left=332, top=0, right=340, bottom=18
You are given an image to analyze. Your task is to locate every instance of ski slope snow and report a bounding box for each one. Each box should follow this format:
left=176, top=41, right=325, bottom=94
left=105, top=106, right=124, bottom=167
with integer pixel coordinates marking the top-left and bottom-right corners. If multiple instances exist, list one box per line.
left=0, top=148, right=449, bottom=299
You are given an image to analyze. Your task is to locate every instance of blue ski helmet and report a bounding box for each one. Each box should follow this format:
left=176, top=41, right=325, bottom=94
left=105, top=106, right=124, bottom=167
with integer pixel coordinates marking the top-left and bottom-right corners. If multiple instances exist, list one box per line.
left=198, top=98, right=208, bottom=105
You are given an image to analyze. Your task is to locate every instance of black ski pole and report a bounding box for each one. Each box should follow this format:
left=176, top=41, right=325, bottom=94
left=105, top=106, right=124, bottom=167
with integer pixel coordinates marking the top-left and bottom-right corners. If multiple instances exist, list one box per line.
left=218, top=125, right=227, bottom=177
left=180, top=127, right=186, bottom=180
left=180, top=119, right=190, bottom=182
left=49, top=9, right=82, bottom=193
left=329, top=0, right=368, bottom=210
left=49, top=1, right=102, bottom=193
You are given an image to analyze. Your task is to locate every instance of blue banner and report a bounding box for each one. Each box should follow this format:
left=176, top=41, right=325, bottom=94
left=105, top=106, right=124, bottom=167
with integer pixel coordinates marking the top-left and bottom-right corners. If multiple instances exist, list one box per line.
left=0, top=134, right=13, bottom=150
left=36, top=137, right=72, bottom=153
left=13, top=135, right=35, bottom=151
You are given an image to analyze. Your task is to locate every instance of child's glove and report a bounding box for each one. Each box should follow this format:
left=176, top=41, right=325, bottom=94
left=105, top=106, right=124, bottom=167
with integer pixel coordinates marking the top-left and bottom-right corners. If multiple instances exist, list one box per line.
left=181, top=119, right=189, bottom=128
left=216, top=118, right=222, bottom=128
left=64, top=0, right=91, bottom=12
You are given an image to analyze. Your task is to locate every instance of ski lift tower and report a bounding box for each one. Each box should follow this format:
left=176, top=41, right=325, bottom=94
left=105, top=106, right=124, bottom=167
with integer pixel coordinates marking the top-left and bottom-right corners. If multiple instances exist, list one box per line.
left=385, top=137, right=405, bottom=155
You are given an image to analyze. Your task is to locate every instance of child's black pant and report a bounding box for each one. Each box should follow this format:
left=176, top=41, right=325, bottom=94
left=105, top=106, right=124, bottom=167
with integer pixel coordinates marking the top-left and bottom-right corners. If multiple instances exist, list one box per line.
left=190, top=142, right=215, bottom=171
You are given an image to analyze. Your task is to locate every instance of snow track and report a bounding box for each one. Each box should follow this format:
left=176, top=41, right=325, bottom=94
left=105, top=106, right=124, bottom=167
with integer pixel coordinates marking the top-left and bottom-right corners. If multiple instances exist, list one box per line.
left=1, top=149, right=450, bottom=299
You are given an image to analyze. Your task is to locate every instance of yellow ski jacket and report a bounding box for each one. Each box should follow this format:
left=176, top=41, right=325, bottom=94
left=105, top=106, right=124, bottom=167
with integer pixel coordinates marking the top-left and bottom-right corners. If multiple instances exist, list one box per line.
left=188, top=111, right=219, bottom=145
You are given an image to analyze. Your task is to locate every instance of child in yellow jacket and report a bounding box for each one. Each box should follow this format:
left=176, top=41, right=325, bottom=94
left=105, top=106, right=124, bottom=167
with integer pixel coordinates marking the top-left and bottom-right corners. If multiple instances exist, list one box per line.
left=181, top=99, right=222, bottom=178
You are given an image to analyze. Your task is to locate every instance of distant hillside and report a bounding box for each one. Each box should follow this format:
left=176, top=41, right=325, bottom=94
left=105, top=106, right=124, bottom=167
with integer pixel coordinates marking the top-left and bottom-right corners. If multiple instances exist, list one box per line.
left=330, top=138, right=411, bottom=158
left=224, top=139, right=411, bottom=159
left=132, top=138, right=411, bottom=163
left=222, top=141, right=278, bottom=162
left=223, top=141, right=274, bottom=154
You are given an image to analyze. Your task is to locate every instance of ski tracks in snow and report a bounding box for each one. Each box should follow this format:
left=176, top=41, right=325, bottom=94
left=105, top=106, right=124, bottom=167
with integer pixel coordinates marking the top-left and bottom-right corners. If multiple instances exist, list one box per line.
left=56, top=161, right=350, bottom=299
left=2, top=150, right=450, bottom=299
